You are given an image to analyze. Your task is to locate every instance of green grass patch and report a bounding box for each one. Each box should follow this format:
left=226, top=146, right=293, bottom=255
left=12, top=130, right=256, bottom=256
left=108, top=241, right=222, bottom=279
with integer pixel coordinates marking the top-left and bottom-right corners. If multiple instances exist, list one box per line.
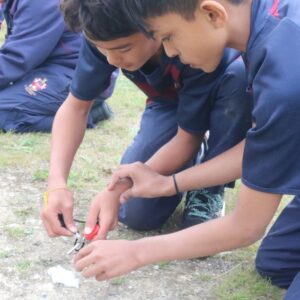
left=33, top=169, right=49, bottom=181
left=110, top=277, right=127, bottom=286
left=215, top=265, right=284, bottom=300
left=13, top=207, right=34, bottom=219
left=198, top=273, right=213, bottom=282
left=0, top=250, right=10, bottom=259
left=157, top=261, right=170, bottom=269
left=5, top=225, right=33, bottom=238
left=16, top=260, right=33, bottom=272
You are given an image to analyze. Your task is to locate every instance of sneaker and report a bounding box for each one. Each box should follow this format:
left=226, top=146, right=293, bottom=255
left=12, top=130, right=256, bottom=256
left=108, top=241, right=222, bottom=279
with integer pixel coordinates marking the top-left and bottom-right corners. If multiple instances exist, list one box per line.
left=181, top=188, right=225, bottom=229
left=90, top=101, right=113, bottom=124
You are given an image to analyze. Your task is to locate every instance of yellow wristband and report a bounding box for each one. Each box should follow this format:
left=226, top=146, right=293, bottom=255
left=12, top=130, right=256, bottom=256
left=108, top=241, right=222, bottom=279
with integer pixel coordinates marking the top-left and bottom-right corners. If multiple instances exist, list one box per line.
left=43, top=186, right=69, bottom=208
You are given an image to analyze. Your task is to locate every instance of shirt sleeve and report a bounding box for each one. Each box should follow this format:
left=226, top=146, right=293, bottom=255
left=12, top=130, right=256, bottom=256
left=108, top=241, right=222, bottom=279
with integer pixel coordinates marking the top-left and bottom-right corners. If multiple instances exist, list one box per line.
left=70, top=37, right=117, bottom=101
left=176, top=66, right=213, bottom=134
left=176, top=49, right=239, bottom=134
left=0, top=0, right=65, bottom=88
left=242, top=19, right=300, bottom=195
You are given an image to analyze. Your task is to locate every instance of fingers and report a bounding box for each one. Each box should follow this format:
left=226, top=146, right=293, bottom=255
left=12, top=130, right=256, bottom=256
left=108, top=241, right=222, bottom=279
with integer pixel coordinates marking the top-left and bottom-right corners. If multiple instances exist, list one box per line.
left=96, top=213, right=117, bottom=240
left=74, top=244, right=94, bottom=267
left=61, top=207, right=77, bottom=233
left=120, top=189, right=134, bottom=204
left=74, top=245, right=107, bottom=280
left=96, top=220, right=109, bottom=240
left=81, top=262, right=103, bottom=278
left=40, top=210, right=56, bottom=237
left=41, top=189, right=77, bottom=237
left=108, top=171, right=123, bottom=190
left=95, top=271, right=110, bottom=281
left=74, top=244, right=114, bottom=280
left=41, top=209, right=74, bottom=237
left=84, top=201, right=100, bottom=237
left=108, top=163, right=139, bottom=190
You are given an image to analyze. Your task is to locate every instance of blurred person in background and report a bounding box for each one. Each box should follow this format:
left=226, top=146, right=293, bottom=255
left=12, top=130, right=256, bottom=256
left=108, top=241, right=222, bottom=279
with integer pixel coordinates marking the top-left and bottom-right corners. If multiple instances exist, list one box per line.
left=0, top=0, right=117, bottom=133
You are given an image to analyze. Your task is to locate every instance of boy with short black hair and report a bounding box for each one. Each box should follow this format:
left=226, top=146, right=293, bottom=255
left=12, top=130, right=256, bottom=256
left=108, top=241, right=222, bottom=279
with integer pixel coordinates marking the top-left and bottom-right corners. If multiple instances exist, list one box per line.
left=73, top=0, right=300, bottom=298
left=41, top=0, right=252, bottom=242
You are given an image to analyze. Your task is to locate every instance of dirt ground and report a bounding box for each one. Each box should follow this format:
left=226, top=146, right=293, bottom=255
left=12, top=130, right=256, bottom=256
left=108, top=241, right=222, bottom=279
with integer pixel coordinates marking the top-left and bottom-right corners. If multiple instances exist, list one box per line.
left=0, top=168, right=244, bottom=300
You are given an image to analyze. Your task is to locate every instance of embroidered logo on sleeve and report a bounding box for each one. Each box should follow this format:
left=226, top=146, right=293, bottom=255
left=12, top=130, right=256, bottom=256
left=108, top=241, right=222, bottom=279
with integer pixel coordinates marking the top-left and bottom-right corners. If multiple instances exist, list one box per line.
left=25, top=78, right=48, bottom=96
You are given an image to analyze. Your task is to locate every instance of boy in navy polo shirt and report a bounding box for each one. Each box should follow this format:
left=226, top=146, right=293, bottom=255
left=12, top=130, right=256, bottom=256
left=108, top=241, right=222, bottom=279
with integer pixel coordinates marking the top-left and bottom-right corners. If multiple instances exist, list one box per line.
left=77, top=0, right=300, bottom=297
left=41, top=0, right=252, bottom=242
left=0, top=0, right=115, bottom=133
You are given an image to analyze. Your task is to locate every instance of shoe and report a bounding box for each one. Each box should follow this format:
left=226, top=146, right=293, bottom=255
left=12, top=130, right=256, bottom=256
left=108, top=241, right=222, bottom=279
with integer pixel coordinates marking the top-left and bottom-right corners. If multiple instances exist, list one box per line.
left=90, top=101, right=113, bottom=124
left=181, top=188, right=225, bottom=229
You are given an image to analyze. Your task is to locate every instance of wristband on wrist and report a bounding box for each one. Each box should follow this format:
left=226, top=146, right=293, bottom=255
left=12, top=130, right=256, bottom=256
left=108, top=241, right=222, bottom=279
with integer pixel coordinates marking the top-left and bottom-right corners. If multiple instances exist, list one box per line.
left=172, top=174, right=180, bottom=195
left=43, top=186, right=69, bottom=208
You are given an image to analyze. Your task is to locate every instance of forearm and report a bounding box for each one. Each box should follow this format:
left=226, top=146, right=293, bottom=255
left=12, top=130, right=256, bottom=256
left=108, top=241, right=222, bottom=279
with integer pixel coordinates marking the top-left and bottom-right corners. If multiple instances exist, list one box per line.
left=146, top=128, right=202, bottom=175
left=172, top=140, right=245, bottom=192
left=135, top=185, right=281, bottom=265
left=109, top=140, right=245, bottom=199
left=136, top=215, right=250, bottom=264
left=48, top=95, right=91, bottom=187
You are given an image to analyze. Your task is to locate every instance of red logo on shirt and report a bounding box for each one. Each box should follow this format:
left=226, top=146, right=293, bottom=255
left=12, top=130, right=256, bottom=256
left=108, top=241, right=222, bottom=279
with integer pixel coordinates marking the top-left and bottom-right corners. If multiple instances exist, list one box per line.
left=270, top=0, right=280, bottom=18
left=25, top=78, right=48, bottom=96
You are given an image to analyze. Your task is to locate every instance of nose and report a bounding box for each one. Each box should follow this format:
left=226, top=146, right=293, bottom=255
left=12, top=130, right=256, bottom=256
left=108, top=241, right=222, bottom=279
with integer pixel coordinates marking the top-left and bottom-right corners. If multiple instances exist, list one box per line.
left=106, top=53, right=122, bottom=67
left=163, top=43, right=179, bottom=58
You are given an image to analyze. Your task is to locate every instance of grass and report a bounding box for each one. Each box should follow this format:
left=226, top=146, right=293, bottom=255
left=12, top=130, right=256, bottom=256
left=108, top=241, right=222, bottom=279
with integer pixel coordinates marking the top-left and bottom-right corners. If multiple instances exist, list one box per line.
left=0, top=250, right=10, bottom=259
left=4, top=224, right=33, bottom=238
left=0, top=22, right=285, bottom=299
left=215, top=266, right=282, bottom=300
left=16, top=259, right=33, bottom=272
left=110, top=277, right=127, bottom=286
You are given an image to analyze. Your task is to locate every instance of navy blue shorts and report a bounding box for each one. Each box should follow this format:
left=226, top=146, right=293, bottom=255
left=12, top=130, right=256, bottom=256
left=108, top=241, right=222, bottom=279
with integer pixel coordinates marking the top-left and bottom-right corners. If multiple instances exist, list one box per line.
left=0, top=66, right=117, bottom=133
left=256, top=195, right=300, bottom=299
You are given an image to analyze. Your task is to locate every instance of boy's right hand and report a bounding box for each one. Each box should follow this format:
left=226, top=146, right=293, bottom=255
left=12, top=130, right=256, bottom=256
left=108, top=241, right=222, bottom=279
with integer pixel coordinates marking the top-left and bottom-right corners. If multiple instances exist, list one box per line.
left=41, top=188, right=77, bottom=237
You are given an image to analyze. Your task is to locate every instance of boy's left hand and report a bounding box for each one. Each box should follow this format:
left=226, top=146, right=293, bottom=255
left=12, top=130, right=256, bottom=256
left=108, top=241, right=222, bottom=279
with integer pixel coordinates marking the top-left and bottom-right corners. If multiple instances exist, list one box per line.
left=84, top=189, right=120, bottom=240
left=108, top=162, right=173, bottom=202
left=74, top=239, right=141, bottom=281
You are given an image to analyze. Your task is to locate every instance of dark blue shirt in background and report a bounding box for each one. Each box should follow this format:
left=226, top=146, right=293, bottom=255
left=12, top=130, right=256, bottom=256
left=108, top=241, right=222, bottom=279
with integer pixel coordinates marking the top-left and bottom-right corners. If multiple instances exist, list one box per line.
left=0, top=0, right=116, bottom=133
left=0, top=0, right=81, bottom=89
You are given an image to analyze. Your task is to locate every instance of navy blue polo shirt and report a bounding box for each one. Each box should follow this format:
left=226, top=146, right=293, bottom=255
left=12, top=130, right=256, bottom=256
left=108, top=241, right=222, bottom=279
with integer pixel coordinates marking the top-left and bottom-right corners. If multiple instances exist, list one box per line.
left=0, top=0, right=81, bottom=89
left=71, top=37, right=240, bottom=135
left=242, top=0, right=300, bottom=195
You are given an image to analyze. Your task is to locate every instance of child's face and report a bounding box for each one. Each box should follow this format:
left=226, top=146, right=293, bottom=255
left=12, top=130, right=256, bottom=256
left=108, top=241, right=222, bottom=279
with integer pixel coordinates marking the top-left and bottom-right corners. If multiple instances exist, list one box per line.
left=147, top=9, right=228, bottom=72
left=92, top=33, right=161, bottom=71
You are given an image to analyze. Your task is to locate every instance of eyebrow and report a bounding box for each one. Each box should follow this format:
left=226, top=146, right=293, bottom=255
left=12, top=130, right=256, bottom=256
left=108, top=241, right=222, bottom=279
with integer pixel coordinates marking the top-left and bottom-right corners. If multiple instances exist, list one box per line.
left=98, top=43, right=133, bottom=51
left=149, top=28, right=170, bottom=40
left=148, top=31, right=156, bottom=39
left=84, top=33, right=133, bottom=51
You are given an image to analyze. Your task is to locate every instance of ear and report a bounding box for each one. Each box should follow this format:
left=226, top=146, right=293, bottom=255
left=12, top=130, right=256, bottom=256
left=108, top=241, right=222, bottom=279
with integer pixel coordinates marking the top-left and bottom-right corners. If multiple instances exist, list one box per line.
left=199, top=0, right=228, bottom=28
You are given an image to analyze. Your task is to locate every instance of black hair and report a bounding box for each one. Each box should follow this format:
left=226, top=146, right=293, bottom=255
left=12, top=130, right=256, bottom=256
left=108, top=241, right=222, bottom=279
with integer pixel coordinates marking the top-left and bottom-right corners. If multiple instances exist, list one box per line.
left=122, top=0, right=244, bottom=33
left=60, top=0, right=139, bottom=41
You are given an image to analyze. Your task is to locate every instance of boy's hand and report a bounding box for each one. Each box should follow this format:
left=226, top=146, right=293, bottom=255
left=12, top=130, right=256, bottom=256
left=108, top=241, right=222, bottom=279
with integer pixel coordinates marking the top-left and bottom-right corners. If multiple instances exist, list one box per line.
left=41, top=188, right=77, bottom=237
left=74, top=239, right=141, bottom=281
left=84, top=189, right=120, bottom=240
left=108, top=162, right=174, bottom=202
